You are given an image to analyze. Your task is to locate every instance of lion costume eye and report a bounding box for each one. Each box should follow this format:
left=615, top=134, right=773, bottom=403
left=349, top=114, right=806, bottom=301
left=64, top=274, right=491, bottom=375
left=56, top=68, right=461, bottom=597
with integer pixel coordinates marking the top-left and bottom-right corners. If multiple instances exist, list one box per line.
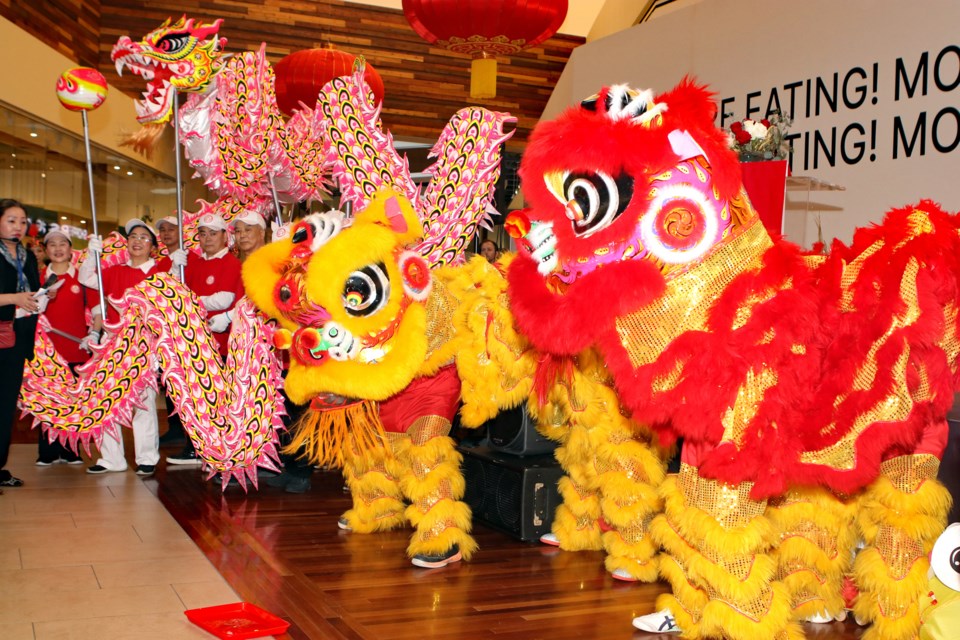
left=545, top=170, right=634, bottom=238
left=342, top=263, right=390, bottom=316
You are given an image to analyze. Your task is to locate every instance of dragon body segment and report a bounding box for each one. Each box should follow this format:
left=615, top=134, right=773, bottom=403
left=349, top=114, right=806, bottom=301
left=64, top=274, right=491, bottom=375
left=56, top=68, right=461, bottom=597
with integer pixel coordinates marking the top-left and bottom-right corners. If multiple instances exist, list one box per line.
left=317, top=70, right=515, bottom=268
left=113, top=18, right=328, bottom=204
left=22, top=276, right=286, bottom=488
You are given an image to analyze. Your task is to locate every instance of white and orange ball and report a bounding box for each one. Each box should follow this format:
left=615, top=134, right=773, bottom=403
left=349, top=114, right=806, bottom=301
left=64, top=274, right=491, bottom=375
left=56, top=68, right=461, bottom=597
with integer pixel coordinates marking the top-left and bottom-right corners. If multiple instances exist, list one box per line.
left=56, top=68, right=108, bottom=112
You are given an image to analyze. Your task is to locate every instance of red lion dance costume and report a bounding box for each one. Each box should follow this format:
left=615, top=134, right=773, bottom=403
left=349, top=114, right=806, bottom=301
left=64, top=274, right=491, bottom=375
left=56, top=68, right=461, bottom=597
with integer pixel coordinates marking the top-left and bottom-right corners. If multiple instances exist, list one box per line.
left=506, top=80, right=955, bottom=640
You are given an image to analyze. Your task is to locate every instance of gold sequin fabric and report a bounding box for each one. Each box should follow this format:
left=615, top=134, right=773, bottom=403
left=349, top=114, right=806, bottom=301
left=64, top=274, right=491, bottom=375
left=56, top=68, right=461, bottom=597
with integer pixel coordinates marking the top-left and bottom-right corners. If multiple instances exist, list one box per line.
left=719, top=367, right=779, bottom=448
left=407, top=415, right=452, bottom=446
left=678, top=463, right=766, bottom=530
left=616, top=218, right=773, bottom=370
left=800, top=259, right=922, bottom=469
left=879, top=454, right=940, bottom=494
left=875, top=524, right=925, bottom=581
left=424, top=277, right=459, bottom=361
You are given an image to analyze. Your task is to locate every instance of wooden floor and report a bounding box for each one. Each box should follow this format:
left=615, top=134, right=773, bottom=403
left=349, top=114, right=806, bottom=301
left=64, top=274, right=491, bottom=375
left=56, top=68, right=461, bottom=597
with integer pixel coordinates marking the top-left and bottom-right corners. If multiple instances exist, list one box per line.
left=10, top=417, right=895, bottom=639
left=150, top=464, right=869, bottom=640
left=150, top=450, right=868, bottom=639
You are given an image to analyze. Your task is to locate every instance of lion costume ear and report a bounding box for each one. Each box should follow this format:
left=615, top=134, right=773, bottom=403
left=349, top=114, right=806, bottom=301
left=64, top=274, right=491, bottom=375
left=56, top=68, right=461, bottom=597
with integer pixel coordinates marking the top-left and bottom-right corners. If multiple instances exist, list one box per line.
left=356, top=189, right=423, bottom=245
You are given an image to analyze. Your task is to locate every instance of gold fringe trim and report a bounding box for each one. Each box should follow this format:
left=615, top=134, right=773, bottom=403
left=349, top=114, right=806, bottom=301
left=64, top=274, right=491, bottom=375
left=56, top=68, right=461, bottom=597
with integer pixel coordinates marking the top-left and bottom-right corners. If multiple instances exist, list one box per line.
left=858, top=476, right=953, bottom=542
left=404, top=499, right=478, bottom=560
left=659, top=553, right=710, bottom=615
left=656, top=593, right=704, bottom=639
left=853, top=463, right=950, bottom=640
left=661, top=476, right=777, bottom=556
left=699, top=582, right=798, bottom=640
left=286, top=400, right=387, bottom=469
left=550, top=503, right=603, bottom=551
left=768, top=488, right=857, bottom=618
left=602, top=531, right=659, bottom=582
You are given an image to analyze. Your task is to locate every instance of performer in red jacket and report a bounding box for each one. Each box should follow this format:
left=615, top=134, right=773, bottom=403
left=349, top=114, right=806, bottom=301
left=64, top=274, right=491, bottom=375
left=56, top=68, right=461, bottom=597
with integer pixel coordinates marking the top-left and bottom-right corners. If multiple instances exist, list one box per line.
left=36, top=226, right=94, bottom=465
left=166, top=212, right=243, bottom=465
left=79, top=219, right=166, bottom=476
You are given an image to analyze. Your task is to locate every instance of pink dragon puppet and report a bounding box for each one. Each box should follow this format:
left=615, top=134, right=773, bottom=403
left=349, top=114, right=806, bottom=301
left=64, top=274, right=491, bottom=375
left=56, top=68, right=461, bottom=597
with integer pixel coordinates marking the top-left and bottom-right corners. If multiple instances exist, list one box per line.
left=111, top=15, right=329, bottom=206
left=20, top=274, right=287, bottom=488
left=506, top=79, right=958, bottom=640
left=242, top=67, right=522, bottom=568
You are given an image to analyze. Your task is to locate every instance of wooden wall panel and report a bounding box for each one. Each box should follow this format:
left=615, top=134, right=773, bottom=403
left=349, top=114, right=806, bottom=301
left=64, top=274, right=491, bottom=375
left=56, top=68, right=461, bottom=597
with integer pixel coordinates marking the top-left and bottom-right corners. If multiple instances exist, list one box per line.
left=93, top=0, right=582, bottom=148
left=1, top=0, right=103, bottom=67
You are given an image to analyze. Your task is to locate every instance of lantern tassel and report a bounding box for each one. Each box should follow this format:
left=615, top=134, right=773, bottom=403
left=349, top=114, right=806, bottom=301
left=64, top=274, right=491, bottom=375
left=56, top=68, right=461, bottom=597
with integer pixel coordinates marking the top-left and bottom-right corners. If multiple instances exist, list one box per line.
left=470, top=57, right=497, bottom=99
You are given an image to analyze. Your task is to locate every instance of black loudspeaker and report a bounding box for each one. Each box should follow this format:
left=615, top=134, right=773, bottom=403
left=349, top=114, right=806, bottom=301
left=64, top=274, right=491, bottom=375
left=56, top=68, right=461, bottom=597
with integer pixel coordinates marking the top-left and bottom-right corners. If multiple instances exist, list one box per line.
left=459, top=445, right=563, bottom=542
left=485, top=405, right=557, bottom=456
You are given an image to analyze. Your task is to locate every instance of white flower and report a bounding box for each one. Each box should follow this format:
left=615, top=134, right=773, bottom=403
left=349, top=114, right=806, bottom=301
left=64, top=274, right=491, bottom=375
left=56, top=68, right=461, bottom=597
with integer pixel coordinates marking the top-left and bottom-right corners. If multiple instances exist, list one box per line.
left=744, top=120, right=769, bottom=140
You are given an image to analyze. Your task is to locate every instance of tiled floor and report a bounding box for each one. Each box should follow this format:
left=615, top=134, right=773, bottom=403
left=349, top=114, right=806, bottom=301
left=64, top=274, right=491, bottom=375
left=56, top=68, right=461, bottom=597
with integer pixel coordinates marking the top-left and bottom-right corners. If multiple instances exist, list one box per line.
left=0, top=444, right=239, bottom=639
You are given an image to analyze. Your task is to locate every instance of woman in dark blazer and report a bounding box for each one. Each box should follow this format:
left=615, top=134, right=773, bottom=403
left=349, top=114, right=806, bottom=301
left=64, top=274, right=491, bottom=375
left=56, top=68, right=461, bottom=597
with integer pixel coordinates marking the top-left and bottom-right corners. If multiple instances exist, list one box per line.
left=0, top=199, right=42, bottom=487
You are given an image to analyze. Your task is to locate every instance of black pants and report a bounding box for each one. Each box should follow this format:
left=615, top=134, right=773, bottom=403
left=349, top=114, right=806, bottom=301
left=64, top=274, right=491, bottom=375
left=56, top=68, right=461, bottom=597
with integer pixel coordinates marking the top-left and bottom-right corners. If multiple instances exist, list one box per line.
left=280, top=392, right=312, bottom=479
left=0, top=323, right=33, bottom=478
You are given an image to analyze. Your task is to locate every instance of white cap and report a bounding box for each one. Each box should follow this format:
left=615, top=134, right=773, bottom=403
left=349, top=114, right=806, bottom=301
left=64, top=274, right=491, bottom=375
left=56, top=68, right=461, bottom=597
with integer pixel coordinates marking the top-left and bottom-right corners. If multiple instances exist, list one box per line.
left=232, top=209, right=266, bottom=229
left=156, top=216, right=179, bottom=229
left=124, top=219, right=158, bottom=242
left=197, top=212, right=228, bottom=232
left=43, top=225, right=72, bottom=245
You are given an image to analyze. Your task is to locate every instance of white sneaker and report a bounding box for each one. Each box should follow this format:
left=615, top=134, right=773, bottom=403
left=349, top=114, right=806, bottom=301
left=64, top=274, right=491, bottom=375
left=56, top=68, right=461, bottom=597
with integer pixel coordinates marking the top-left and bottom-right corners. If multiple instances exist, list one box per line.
left=805, top=609, right=847, bottom=624
left=805, top=612, right=832, bottom=624
left=540, top=532, right=560, bottom=546
left=610, top=567, right=638, bottom=582
left=632, top=609, right=681, bottom=634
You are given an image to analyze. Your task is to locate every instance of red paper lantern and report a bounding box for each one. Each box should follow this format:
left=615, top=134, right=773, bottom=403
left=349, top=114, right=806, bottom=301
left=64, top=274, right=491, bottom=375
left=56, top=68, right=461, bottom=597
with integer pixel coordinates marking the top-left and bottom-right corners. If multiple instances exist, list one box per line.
left=402, top=0, right=568, bottom=99
left=274, top=48, right=385, bottom=116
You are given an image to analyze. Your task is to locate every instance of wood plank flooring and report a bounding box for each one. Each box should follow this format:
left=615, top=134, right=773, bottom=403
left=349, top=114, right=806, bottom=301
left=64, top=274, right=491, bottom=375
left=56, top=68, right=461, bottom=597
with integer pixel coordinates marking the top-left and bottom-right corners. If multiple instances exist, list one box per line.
left=9, top=413, right=888, bottom=639
left=148, top=443, right=866, bottom=639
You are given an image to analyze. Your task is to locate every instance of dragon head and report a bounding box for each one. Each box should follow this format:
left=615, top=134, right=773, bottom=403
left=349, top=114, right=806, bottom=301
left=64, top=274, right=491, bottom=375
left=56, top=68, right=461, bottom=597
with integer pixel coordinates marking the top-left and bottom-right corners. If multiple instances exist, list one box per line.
left=244, top=189, right=433, bottom=404
left=111, top=16, right=224, bottom=125
left=505, top=79, right=760, bottom=355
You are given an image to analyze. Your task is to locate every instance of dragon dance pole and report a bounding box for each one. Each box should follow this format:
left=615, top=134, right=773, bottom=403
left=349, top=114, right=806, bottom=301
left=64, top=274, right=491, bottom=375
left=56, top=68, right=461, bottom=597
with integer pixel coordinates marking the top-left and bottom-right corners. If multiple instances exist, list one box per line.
left=172, top=87, right=185, bottom=281
left=267, top=174, right=283, bottom=227
left=47, top=326, right=84, bottom=344
left=80, top=110, right=107, bottom=314
left=56, top=68, right=108, bottom=316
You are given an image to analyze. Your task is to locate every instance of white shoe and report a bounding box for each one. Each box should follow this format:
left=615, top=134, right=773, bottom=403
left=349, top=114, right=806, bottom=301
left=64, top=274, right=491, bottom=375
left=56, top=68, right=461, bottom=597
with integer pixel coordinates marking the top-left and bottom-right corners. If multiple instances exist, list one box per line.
left=540, top=532, right=560, bottom=546
left=610, top=567, right=638, bottom=582
left=805, top=612, right=832, bottom=624
left=632, top=609, right=681, bottom=633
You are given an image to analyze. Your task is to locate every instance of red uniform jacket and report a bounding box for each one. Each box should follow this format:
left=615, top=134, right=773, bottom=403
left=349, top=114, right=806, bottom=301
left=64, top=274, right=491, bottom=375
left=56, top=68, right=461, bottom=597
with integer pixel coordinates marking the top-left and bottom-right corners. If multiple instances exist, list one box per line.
left=185, top=249, right=243, bottom=357
left=42, top=265, right=95, bottom=365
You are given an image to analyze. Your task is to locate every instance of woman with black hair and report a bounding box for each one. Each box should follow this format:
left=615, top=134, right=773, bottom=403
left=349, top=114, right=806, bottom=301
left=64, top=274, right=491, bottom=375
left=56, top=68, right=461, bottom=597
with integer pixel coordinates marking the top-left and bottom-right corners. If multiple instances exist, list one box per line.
left=0, top=198, right=43, bottom=487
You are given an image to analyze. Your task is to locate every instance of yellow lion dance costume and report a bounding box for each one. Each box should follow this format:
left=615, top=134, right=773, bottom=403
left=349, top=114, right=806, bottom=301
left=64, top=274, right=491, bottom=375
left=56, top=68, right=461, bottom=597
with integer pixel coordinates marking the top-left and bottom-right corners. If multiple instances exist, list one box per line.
left=245, top=190, right=532, bottom=567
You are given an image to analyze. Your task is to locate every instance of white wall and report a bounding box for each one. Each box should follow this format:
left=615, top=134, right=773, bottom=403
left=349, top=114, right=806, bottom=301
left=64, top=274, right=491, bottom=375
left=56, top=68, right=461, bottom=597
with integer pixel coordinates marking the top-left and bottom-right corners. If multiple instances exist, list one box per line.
left=542, top=0, right=960, bottom=247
